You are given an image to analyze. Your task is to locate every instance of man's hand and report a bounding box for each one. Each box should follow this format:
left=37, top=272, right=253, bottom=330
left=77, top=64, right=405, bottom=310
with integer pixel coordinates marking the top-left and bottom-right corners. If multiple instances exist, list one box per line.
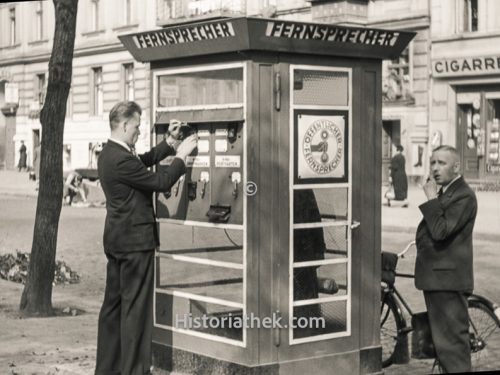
left=423, top=177, right=439, bottom=200
left=168, top=121, right=182, bottom=140
left=176, top=134, right=198, bottom=160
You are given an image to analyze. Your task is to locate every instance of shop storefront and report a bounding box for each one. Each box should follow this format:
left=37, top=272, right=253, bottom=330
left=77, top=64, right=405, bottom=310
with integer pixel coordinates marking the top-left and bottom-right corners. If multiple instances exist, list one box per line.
left=432, top=55, right=500, bottom=184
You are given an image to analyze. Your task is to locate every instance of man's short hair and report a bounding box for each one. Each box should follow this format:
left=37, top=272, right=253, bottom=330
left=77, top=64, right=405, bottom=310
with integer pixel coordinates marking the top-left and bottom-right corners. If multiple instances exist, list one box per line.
left=433, top=145, right=458, bottom=155
left=109, top=101, right=142, bottom=130
left=433, top=145, right=460, bottom=162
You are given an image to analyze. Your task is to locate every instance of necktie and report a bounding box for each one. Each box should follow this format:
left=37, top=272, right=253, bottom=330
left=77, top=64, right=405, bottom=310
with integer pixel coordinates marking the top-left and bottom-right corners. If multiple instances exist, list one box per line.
left=130, top=146, right=139, bottom=158
left=437, top=188, right=443, bottom=198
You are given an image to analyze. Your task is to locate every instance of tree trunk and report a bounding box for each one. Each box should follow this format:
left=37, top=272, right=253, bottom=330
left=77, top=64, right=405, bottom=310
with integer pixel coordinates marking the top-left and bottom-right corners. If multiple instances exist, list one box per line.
left=20, top=0, right=78, bottom=316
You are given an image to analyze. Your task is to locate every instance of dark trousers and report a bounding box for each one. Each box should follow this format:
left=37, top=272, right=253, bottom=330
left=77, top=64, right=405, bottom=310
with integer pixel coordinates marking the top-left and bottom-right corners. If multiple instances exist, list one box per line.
left=95, top=249, right=154, bottom=375
left=424, top=290, right=471, bottom=373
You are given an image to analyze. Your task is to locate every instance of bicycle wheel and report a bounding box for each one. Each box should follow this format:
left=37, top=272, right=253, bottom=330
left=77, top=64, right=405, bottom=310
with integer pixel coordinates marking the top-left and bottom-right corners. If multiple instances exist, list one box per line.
left=381, top=290, right=406, bottom=368
left=468, top=298, right=500, bottom=371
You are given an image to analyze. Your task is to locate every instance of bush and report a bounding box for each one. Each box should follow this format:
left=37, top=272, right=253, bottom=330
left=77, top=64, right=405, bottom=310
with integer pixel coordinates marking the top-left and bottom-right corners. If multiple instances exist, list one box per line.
left=0, top=251, right=80, bottom=285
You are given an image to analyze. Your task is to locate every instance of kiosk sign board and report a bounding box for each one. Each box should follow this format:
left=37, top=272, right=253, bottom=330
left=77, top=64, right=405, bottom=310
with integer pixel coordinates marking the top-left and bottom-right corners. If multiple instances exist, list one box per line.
left=296, top=113, right=347, bottom=182
left=119, top=18, right=415, bottom=63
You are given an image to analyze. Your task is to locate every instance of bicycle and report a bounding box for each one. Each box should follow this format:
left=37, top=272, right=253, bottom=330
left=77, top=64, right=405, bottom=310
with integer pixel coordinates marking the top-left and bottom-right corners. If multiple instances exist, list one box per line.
left=380, top=241, right=500, bottom=372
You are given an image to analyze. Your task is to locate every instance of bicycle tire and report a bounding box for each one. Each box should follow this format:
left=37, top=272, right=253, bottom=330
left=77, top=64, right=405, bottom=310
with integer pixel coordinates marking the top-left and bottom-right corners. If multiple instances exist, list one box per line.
left=468, top=297, right=500, bottom=371
left=381, top=290, right=406, bottom=368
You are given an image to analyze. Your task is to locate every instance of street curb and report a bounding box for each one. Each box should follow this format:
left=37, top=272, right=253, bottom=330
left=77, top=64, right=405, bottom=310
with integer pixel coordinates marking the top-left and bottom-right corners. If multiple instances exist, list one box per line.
left=0, top=191, right=38, bottom=198
left=382, top=225, right=500, bottom=242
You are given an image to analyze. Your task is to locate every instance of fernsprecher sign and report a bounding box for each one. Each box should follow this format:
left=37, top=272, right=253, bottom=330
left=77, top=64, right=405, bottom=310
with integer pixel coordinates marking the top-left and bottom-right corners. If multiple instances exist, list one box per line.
left=433, top=56, right=500, bottom=77
left=266, top=21, right=399, bottom=47
left=297, top=114, right=346, bottom=180
left=133, top=21, right=235, bottom=48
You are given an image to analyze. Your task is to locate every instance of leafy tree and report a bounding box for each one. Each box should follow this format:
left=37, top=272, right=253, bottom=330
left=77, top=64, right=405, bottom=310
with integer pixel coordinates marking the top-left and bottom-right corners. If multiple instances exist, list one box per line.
left=20, top=0, right=79, bottom=316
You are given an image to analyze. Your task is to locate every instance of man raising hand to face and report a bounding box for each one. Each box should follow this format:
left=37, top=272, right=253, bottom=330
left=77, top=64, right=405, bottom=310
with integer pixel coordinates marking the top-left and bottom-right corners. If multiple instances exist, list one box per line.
left=414, top=145, right=477, bottom=373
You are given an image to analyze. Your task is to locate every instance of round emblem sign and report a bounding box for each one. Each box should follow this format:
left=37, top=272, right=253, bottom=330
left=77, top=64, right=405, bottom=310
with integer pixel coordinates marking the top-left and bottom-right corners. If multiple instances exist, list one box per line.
left=302, top=119, right=343, bottom=175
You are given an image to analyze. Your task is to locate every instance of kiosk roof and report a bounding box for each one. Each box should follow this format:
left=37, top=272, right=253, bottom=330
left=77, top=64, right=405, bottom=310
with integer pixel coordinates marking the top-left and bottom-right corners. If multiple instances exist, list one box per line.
left=119, top=17, right=415, bottom=62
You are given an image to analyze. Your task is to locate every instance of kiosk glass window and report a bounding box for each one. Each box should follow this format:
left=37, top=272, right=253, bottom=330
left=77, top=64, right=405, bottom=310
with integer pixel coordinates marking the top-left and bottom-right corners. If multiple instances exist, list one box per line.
left=290, top=66, right=351, bottom=344
left=154, top=63, right=246, bottom=347
left=157, top=68, right=243, bottom=108
left=156, top=224, right=245, bottom=345
left=293, top=70, right=349, bottom=106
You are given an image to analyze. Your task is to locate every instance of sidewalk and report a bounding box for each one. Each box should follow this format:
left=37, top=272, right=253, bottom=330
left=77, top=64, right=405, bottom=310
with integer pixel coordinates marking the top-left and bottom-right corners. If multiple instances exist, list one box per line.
left=0, top=170, right=38, bottom=197
left=1, top=170, right=499, bottom=239
left=0, top=170, right=105, bottom=202
left=382, top=184, right=500, bottom=241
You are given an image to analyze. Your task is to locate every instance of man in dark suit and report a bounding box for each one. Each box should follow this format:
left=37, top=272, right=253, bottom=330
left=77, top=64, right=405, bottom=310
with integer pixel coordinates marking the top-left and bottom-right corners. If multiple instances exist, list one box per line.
left=415, top=145, right=477, bottom=373
left=95, top=101, right=197, bottom=375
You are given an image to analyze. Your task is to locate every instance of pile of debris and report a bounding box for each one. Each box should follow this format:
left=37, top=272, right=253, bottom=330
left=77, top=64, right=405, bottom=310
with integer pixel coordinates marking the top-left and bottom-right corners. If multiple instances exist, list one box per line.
left=0, top=251, right=80, bottom=285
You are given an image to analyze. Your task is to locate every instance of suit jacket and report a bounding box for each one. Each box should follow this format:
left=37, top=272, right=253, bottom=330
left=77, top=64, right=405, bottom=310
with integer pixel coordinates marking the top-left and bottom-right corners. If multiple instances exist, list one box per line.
left=98, top=140, right=186, bottom=253
left=414, top=177, right=477, bottom=291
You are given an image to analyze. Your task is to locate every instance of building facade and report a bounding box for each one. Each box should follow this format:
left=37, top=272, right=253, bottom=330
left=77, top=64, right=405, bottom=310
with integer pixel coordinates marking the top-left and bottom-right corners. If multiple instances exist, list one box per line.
left=430, top=0, right=500, bottom=186
left=368, top=0, right=431, bottom=185
left=0, top=0, right=157, bottom=171
left=3, top=0, right=496, bottom=186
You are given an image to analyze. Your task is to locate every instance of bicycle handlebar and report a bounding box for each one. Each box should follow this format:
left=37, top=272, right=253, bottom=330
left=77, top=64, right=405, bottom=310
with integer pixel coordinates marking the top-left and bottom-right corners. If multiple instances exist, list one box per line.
left=397, top=241, right=416, bottom=258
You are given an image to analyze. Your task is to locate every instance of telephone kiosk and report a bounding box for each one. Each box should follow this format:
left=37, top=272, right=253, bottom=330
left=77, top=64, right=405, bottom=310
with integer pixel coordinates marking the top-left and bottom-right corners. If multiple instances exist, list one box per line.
left=120, top=17, right=414, bottom=375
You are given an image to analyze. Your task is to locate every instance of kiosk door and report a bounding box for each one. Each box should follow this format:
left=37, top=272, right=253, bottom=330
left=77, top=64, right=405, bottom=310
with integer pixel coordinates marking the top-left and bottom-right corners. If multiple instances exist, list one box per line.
left=276, top=63, right=358, bottom=366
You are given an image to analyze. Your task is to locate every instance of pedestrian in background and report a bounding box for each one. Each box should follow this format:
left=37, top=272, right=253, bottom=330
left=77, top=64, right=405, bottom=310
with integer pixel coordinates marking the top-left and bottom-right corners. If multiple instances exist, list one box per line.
left=387, top=144, right=408, bottom=207
left=17, top=140, right=27, bottom=172
left=62, top=170, right=87, bottom=206
left=95, top=101, right=197, bottom=375
left=414, top=145, right=477, bottom=373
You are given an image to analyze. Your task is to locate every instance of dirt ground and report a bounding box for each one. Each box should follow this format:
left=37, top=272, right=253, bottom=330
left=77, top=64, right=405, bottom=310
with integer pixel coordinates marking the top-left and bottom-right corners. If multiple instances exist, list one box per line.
left=1, top=195, right=500, bottom=375
left=0, top=196, right=105, bottom=375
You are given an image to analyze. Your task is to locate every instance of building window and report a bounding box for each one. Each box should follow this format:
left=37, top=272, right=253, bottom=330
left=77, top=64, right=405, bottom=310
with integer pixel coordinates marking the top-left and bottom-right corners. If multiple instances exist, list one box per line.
left=123, top=0, right=132, bottom=25
left=35, top=1, right=43, bottom=40
left=9, top=7, right=16, bottom=45
left=464, top=0, right=478, bottom=32
left=92, top=67, right=103, bottom=116
left=123, top=63, right=134, bottom=101
left=159, top=0, right=178, bottom=20
left=35, top=73, right=47, bottom=106
left=458, top=0, right=479, bottom=32
left=91, top=0, right=99, bottom=31
left=382, top=46, right=413, bottom=103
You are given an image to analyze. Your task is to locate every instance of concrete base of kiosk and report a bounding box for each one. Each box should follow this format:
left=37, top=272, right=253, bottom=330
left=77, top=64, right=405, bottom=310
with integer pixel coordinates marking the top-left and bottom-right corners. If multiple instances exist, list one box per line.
left=152, top=342, right=382, bottom=375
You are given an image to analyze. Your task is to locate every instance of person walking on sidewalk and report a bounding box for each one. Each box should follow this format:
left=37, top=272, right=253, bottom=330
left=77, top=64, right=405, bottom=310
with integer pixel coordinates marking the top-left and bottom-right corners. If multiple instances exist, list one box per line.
left=414, top=145, right=477, bottom=373
left=18, top=141, right=27, bottom=172
left=95, top=101, right=197, bottom=375
left=387, top=145, right=408, bottom=207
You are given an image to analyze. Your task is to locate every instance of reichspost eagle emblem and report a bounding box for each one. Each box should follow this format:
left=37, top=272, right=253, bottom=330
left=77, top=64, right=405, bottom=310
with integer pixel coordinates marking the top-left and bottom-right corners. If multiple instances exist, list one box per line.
left=302, top=119, right=343, bottom=175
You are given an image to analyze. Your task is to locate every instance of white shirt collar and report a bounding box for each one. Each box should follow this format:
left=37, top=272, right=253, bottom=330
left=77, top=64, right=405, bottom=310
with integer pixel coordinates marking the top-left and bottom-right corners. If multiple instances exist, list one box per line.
left=108, top=138, right=132, bottom=153
left=442, top=174, right=461, bottom=193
